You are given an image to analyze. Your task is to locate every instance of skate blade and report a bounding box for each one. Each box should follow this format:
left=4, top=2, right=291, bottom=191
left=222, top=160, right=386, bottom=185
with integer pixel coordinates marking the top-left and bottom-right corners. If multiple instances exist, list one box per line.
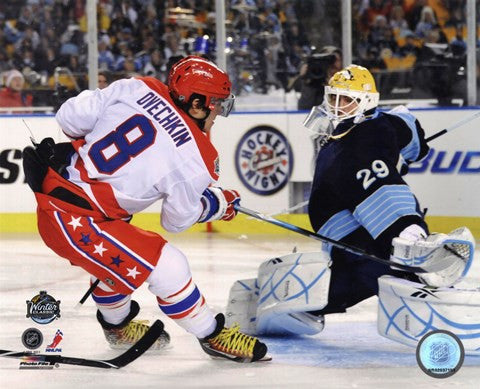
left=109, top=338, right=171, bottom=352
left=208, top=352, right=272, bottom=363
left=257, top=353, right=272, bottom=362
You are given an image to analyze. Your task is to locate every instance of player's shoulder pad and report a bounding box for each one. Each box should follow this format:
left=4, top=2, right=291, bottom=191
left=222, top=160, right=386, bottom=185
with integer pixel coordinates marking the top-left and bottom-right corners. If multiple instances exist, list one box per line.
left=384, top=105, right=417, bottom=130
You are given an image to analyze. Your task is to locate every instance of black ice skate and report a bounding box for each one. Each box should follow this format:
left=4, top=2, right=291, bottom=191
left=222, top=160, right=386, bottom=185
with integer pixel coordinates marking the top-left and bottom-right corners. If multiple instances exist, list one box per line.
left=97, top=300, right=170, bottom=350
left=199, top=313, right=271, bottom=363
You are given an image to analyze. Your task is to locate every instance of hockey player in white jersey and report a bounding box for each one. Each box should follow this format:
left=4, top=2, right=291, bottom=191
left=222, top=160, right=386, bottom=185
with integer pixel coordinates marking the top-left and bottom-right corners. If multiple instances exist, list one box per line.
left=22, top=56, right=270, bottom=362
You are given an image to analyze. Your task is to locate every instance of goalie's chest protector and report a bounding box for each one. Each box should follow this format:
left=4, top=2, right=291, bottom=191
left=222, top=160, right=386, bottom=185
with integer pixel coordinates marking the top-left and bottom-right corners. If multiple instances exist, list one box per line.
left=308, top=116, right=410, bottom=256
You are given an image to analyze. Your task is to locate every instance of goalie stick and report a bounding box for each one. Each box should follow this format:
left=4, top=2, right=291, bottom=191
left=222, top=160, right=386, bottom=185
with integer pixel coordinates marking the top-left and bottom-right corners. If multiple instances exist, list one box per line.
left=425, top=109, right=480, bottom=142
left=234, top=204, right=428, bottom=273
left=0, top=319, right=163, bottom=369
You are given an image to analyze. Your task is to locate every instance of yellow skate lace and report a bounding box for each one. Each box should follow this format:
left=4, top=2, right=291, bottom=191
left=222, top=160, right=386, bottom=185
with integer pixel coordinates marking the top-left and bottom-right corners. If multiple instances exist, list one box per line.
left=209, top=324, right=257, bottom=358
left=119, top=320, right=150, bottom=343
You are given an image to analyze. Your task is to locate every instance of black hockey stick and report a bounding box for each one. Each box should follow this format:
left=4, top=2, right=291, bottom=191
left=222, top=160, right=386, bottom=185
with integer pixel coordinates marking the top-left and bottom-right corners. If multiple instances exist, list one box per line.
left=425, top=110, right=480, bottom=142
left=0, top=319, right=163, bottom=369
left=76, top=278, right=100, bottom=308
left=235, top=205, right=428, bottom=273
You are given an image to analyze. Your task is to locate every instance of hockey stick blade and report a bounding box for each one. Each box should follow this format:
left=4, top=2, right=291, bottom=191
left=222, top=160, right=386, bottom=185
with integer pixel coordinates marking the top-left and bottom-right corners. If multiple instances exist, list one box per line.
left=235, top=204, right=428, bottom=273
left=0, top=319, right=164, bottom=369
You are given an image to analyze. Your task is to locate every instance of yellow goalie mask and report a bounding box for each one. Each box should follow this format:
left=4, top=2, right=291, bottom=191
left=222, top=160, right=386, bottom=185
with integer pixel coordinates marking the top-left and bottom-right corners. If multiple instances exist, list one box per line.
left=324, top=64, right=379, bottom=124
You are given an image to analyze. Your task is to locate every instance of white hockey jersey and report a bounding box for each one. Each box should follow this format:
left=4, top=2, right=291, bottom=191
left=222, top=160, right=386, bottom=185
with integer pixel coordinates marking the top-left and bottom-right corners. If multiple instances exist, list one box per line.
left=55, top=77, right=220, bottom=233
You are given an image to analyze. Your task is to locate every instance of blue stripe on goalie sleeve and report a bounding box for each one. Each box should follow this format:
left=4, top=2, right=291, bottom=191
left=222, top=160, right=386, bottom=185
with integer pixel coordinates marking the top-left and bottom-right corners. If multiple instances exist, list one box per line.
left=353, top=184, right=421, bottom=239
left=158, top=286, right=201, bottom=315
left=318, top=209, right=361, bottom=246
left=388, top=110, right=421, bottom=162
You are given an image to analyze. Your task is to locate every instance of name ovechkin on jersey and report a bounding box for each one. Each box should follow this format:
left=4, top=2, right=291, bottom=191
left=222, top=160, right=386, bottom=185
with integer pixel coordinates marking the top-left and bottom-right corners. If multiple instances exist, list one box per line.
left=136, top=92, right=192, bottom=147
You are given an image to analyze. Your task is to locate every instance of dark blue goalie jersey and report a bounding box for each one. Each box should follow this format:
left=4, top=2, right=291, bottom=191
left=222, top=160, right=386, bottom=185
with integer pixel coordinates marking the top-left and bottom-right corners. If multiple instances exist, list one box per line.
left=308, top=107, right=430, bottom=260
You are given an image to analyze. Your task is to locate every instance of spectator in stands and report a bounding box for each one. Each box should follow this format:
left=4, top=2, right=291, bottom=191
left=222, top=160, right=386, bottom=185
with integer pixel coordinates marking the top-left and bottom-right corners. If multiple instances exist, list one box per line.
left=232, top=10, right=252, bottom=36
left=133, top=31, right=157, bottom=71
left=164, top=33, right=187, bottom=61
left=282, top=22, right=310, bottom=84
left=35, top=45, right=58, bottom=77
left=97, top=71, right=111, bottom=89
left=399, top=32, right=420, bottom=57
left=450, top=25, right=467, bottom=56
left=263, top=6, right=282, bottom=34
left=15, top=26, right=40, bottom=52
left=404, top=0, right=428, bottom=31
left=98, top=40, right=115, bottom=71
left=360, top=0, right=393, bottom=32
left=0, top=48, right=13, bottom=73
left=0, top=69, right=33, bottom=112
left=114, top=43, right=141, bottom=72
left=389, top=4, right=411, bottom=37
left=2, top=12, right=21, bottom=44
left=362, top=45, right=387, bottom=71
left=142, top=4, right=162, bottom=38
left=143, top=48, right=166, bottom=79
left=108, top=8, right=135, bottom=39
left=13, top=47, right=36, bottom=74
left=414, top=6, right=438, bottom=39
left=445, top=2, right=466, bottom=27
left=368, top=14, right=389, bottom=46
left=293, top=46, right=343, bottom=110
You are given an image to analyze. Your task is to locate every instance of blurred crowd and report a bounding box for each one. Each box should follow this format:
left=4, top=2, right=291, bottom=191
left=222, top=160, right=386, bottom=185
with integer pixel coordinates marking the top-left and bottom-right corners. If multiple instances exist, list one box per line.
left=352, top=0, right=480, bottom=104
left=0, top=0, right=479, bottom=111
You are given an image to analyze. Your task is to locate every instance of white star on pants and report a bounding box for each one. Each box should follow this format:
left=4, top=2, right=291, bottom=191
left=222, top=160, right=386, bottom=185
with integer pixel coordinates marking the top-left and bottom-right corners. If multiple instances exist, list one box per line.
left=67, top=216, right=83, bottom=231
left=126, top=266, right=141, bottom=279
left=93, top=242, right=108, bottom=257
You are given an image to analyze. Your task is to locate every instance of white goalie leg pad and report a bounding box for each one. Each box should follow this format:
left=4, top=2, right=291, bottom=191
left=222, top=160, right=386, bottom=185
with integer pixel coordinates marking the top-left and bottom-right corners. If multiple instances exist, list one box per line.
left=256, top=251, right=331, bottom=335
left=377, top=275, right=480, bottom=355
left=225, top=251, right=331, bottom=336
left=225, top=278, right=259, bottom=335
left=391, top=226, right=476, bottom=287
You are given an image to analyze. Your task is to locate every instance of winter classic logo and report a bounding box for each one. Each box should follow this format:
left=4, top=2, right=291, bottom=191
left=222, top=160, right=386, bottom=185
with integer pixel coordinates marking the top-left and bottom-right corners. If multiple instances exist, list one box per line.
left=26, top=291, right=61, bottom=324
left=416, top=330, right=465, bottom=378
left=235, top=126, right=293, bottom=195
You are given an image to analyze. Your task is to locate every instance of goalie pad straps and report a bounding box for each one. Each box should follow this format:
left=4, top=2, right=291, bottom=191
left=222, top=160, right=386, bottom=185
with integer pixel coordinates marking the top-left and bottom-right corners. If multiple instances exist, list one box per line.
left=255, top=252, right=331, bottom=335
left=226, top=252, right=331, bottom=336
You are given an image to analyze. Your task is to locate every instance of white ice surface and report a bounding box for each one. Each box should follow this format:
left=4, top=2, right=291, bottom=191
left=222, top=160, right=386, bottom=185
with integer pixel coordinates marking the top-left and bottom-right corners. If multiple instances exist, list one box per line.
left=0, top=232, right=479, bottom=388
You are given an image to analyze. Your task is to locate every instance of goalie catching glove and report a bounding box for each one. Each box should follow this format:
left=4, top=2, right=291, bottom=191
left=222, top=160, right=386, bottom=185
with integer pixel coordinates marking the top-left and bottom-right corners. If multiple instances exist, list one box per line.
left=391, top=225, right=475, bottom=287
left=198, top=187, right=241, bottom=223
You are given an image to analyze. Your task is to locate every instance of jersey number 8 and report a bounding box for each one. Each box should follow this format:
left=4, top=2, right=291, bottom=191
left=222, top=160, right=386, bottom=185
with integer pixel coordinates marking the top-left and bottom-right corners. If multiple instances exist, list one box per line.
left=88, top=115, right=157, bottom=174
left=356, top=160, right=389, bottom=190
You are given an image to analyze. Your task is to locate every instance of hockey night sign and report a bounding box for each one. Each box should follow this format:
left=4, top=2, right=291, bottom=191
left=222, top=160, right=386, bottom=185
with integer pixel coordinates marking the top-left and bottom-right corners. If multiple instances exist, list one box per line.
left=235, top=126, right=293, bottom=195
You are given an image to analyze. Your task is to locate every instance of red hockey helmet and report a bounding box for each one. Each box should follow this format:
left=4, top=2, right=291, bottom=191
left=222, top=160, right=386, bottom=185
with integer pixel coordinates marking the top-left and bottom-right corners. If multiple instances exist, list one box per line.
left=168, top=56, right=234, bottom=116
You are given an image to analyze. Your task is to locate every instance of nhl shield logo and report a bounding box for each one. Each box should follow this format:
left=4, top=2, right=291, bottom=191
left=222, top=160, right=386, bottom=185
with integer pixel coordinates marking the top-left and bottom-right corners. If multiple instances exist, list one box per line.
left=235, top=126, right=293, bottom=195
